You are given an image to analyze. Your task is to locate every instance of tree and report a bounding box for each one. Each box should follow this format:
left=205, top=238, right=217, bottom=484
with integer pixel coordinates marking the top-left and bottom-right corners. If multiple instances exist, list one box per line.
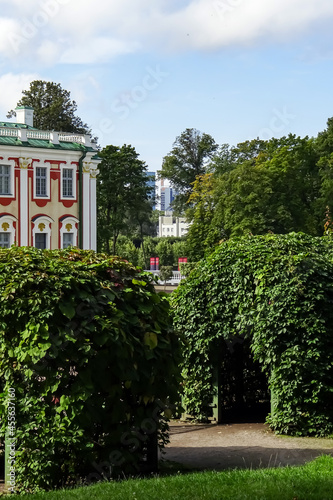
left=211, top=135, right=322, bottom=238
left=315, top=117, right=333, bottom=217
left=97, top=144, right=153, bottom=254
left=209, top=139, right=268, bottom=176
left=159, top=128, right=218, bottom=213
left=155, top=238, right=174, bottom=266
left=185, top=173, right=222, bottom=260
left=7, top=80, right=91, bottom=134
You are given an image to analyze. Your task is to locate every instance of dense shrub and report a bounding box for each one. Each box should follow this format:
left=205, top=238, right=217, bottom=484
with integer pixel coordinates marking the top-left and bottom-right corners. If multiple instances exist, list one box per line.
left=172, top=233, right=333, bottom=436
left=0, top=247, right=181, bottom=493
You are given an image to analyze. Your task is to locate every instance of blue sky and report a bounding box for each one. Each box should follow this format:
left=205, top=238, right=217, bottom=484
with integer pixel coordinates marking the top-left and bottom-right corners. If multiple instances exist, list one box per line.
left=0, top=0, right=333, bottom=171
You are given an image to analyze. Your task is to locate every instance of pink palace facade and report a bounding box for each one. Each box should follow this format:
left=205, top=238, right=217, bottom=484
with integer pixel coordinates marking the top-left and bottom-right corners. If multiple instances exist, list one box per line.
left=0, top=106, right=100, bottom=250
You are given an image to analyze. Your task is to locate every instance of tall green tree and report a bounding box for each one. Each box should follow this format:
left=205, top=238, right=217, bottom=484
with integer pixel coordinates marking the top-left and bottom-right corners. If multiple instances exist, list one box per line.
left=315, top=117, right=333, bottom=218
left=185, top=173, right=222, bottom=260
left=213, top=135, right=321, bottom=237
left=210, top=139, right=268, bottom=175
left=159, top=128, right=218, bottom=213
left=7, top=80, right=91, bottom=134
left=97, top=144, right=153, bottom=254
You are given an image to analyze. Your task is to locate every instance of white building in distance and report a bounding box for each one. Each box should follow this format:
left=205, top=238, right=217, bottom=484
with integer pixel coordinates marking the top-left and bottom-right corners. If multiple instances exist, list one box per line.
left=158, top=215, right=189, bottom=238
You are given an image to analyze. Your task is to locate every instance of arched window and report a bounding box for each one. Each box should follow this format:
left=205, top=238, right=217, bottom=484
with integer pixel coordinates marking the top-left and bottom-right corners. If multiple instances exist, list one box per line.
left=32, top=215, right=53, bottom=249
left=59, top=216, right=78, bottom=249
left=0, top=215, right=17, bottom=247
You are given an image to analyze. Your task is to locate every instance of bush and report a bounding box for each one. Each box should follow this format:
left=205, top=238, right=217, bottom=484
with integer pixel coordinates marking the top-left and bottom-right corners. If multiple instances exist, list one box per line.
left=0, top=247, right=181, bottom=493
left=159, top=266, right=173, bottom=285
left=172, top=233, right=333, bottom=435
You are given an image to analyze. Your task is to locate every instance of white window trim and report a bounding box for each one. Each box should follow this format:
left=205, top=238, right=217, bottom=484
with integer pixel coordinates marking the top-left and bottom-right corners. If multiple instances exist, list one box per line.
left=0, top=160, right=16, bottom=198
left=32, top=216, right=53, bottom=249
left=60, top=164, right=76, bottom=200
left=60, top=216, right=78, bottom=249
left=33, top=162, right=50, bottom=199
left=0, top=215, right=16, bottom=246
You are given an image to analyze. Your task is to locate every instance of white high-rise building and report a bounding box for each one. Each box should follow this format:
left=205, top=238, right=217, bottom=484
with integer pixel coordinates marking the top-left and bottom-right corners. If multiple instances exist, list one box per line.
left=156, top=177, right=175, bottom=212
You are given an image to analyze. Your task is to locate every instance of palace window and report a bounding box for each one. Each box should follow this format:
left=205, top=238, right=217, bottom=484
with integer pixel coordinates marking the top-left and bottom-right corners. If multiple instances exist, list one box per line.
left=32, top=215, right=53, bottom=249
left=35, top=167, right=47, bottom=197
left=59, top=216, right=78, bottom=249
left=62, top=168, right=73, bottom=197
left=0, top=216, right=16, bottom=246
left=35, top=233, right=47, bottom=249
left=0, top=165, right=11, bottom=195
left=62, top=232, right=73, bottom=248
left=0, top=232, right=10, bottom=248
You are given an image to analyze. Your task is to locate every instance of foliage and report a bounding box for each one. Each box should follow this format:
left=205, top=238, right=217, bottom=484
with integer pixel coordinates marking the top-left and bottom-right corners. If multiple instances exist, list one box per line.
left=178, top=262, right=198, bottom=277
left=211, top=135, right=322, bottom=239
left=97, top=144, right=153, bottom=254
left=155, top=239, right=174, bottom=266
left=316, top=117, right=333, bottom=216
left=211, top=139, right=268, bottom=175
left=159, top=128, right=218, bottom=213
left=324, top=207, right=333, bottom=237
left=185, top=173, right=222, bottom=260
left=7, top=80, right=91, bottom=134
left=21, top=456, right=333, bottom=500
left=184, top=134, right=328, bottom=261
left=112, top=236, right=188, bottom=270
left=0, top=247, right=182, bottom=493
left=172, top=233, right=333, bottom=435
left=114, top=236, right=141, bottom=267
left=159, top=266, right=174, bottom=286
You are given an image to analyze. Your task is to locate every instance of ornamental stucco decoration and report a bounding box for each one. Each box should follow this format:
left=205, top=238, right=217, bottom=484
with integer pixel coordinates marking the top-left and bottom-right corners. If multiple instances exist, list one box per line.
left=82, top=161, right=92, bottom=173
left=19, top=157, right=32, bottom=169
left=90, top=168, right=99, bottom=179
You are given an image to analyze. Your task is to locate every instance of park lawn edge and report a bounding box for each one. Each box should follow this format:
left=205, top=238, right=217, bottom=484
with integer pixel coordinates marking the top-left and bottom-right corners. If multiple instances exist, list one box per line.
left=12, top=455, right=333, bottom=500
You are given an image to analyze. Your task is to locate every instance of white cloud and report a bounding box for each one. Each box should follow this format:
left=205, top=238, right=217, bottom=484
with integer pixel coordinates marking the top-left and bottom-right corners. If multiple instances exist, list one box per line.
left=0, top=18, right=22, bottom=55
left=149, top=0, right=333, bottom=50
left=0, top=0, right=333, bottom=65
left=37, top=40, right=62, bottom=65
left=0, top=73, right=40, bottom=118
left=59, top=37, right=140, bottom=65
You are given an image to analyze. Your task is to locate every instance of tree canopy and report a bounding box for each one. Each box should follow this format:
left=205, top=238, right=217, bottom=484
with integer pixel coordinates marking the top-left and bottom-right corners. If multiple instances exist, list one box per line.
left=185, top=133, right=326, bottom=260
left=97, top=144, right=153, bottom=255
left=7, top=80, right=91, bottom=134
left=159, top=128, right=218, bottom=213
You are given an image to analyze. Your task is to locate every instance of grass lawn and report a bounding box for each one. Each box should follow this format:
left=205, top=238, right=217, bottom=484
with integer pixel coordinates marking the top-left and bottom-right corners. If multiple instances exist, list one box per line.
left=17, top=455, right=333, bottom=500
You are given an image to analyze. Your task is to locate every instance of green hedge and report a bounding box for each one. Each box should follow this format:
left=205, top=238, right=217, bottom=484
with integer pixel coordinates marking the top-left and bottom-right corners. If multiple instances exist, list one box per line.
left=0, top=247, right=181, bottom=493
left=172, top=233, right=333, bottom=436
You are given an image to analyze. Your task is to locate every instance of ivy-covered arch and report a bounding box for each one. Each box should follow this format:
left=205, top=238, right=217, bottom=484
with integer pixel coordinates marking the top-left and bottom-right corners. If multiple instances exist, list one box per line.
left=172, top=233, right=333, bottom=436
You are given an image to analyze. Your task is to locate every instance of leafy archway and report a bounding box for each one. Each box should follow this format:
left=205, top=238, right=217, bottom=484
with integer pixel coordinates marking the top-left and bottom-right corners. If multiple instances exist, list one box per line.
left=173, top=233, right=333, bottom=435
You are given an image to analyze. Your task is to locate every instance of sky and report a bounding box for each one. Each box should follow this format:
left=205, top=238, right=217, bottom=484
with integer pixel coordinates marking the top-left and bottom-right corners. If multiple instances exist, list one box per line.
left=0, top=0, right=333, bottom=172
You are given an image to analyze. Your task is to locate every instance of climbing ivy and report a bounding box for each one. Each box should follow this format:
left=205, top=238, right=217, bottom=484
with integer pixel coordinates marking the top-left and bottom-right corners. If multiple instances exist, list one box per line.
left=172, top=233, right=333, bottom=436
left=0, top=247, right=181, bottom=493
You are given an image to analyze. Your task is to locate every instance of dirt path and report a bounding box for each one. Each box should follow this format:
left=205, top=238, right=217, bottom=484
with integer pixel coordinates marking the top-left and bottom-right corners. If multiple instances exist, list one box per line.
left=162, top=422, right=333, bottom=470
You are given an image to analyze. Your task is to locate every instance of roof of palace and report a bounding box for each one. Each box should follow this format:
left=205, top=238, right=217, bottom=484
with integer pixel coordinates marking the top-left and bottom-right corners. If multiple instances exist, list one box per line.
left=0, top=121, right=98, bottom=156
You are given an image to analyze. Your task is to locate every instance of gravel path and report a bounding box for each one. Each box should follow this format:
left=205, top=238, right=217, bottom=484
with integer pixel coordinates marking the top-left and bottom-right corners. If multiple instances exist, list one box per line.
left=162, top=422, right=333, bottom=470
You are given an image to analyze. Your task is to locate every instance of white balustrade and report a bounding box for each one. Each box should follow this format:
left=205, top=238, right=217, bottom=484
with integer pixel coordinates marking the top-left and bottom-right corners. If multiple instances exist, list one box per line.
left=58, top=134, right=84, bottom=143
left=27, top=131, right=50, bottom=140
left=0, top=128, right=19, bottom=137
left=1, top=127, right=92, bottom=147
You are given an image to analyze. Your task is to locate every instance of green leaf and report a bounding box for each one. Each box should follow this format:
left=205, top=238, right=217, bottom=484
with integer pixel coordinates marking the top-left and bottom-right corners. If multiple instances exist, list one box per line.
left=144, top=332, right=158, bottom=349
left=59, top=302, right=76, bottom=320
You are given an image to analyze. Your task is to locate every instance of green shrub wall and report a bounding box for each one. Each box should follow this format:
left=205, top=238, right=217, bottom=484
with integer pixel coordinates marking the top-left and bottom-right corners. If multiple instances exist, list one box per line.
left=0, top=247, right=181, bottom=493
left=172, top=233, right=333, bottom=436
